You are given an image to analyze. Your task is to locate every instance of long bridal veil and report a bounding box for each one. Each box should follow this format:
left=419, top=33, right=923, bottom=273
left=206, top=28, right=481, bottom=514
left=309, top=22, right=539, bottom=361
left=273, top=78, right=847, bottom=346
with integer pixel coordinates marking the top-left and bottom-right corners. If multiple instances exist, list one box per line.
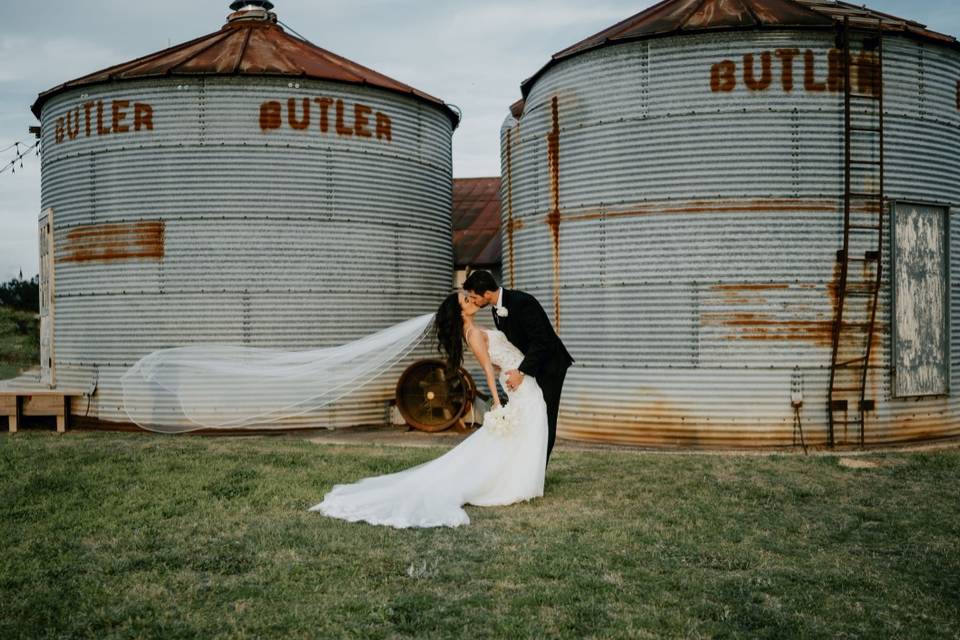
left=120, top=313, right=435, bottom=433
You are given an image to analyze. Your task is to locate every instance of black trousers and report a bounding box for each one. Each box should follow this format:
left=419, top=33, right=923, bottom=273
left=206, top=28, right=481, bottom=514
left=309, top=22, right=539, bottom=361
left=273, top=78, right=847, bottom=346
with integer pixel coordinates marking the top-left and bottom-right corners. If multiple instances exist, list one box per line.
left=537, top=364, right=569, bottom=467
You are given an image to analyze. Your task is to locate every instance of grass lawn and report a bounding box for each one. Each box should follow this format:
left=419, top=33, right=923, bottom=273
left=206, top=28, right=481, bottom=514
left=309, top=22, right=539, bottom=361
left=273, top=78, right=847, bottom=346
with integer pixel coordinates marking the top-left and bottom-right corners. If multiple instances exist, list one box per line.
left=0, top=305, right=39, bottom=381
left=1, top=432, right=958, bottom=639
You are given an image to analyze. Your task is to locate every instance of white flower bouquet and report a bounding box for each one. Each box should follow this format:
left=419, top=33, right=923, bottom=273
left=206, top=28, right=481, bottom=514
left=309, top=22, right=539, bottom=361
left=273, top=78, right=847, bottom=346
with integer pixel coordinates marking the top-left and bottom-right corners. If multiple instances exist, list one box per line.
left=483, top=405, right=514, bottom=436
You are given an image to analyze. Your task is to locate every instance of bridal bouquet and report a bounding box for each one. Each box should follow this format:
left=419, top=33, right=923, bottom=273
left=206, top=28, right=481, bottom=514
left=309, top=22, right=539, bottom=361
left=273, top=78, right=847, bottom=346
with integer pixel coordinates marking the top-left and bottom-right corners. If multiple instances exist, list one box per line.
left=483, top=405, right=514, bottom=436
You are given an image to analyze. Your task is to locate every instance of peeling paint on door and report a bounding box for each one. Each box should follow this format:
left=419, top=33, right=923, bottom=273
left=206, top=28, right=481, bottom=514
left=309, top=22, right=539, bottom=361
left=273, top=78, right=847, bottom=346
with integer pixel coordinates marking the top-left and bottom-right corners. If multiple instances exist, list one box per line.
left=892, top=202, right=948, bottom=397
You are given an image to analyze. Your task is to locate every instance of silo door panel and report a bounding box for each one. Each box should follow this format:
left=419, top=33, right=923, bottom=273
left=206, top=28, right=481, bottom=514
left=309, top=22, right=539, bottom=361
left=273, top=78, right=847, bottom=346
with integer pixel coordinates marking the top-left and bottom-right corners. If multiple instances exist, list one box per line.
left=892, top=202, right=948, bottom=398
left=38, top=208, right=55, bottom=387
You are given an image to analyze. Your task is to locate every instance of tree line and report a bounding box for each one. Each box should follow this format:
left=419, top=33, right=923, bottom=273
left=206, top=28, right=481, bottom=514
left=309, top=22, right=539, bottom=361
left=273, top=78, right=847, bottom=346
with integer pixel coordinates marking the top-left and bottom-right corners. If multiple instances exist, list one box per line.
left=0, top=274, right=40, bottom=312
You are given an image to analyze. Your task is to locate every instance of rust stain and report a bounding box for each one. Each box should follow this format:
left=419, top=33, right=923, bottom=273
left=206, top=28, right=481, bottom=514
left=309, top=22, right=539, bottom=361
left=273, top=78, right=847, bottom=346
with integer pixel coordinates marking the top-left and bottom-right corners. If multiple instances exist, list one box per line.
left=547, top=95, right=561, bottom=331
left=727, top=321, right=835, bottom=345
left=62, top=221, right=165, bottom=263
left=828, top=259, right=842, bottom=317
left=854, top=50, right=882, bottom=98
left=562, top=198, right=839, bottom=223
left=505, top=128, right=516, bottom=287
left=507, top=217, right=525, bottom=232
left=686, top=0, right=750, bottom=29
left=711, top=283, right=790, bottom=292
left=701, top=311, right=838, bottom=346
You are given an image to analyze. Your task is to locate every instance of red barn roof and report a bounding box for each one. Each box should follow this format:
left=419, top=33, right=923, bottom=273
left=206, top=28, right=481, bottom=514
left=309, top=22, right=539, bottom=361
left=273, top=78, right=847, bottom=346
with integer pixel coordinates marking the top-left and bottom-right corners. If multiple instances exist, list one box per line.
left=452, top=178, right=501, bottom=268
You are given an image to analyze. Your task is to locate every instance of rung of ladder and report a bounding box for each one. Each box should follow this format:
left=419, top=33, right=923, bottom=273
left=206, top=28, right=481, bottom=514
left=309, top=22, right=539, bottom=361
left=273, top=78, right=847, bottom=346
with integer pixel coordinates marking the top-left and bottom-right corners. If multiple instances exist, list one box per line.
left=850, top=160, right=882, bottom=166
left=849, top=126, right=882, bottom=133
left=848, top=192, right=883, bottom=199
left=848, top=224, right=882, bottom=231
left=837, top=250, right=880, bottom=261
left=848, top=92, right=881, bottom=100
left=833, top=387, right=863, bottom=392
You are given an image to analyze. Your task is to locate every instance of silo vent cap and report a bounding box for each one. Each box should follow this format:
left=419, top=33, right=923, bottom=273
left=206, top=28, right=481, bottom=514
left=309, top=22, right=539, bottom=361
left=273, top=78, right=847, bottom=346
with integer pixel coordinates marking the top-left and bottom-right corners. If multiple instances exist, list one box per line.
left=230, top=1, right=274, bottom=10
left=227, top=1, right=276, bottom=23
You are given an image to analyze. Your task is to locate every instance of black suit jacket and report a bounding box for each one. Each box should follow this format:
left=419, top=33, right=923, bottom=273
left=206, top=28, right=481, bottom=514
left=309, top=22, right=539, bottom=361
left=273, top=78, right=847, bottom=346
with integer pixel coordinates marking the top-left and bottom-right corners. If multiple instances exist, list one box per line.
left=492, top=288, right=573, bottom=380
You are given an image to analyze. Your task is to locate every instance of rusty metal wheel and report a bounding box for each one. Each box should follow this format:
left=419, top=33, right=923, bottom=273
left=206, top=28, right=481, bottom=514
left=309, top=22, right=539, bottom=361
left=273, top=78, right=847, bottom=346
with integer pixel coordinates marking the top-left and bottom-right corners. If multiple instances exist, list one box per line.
left=395, top=359, right=477, bottom=432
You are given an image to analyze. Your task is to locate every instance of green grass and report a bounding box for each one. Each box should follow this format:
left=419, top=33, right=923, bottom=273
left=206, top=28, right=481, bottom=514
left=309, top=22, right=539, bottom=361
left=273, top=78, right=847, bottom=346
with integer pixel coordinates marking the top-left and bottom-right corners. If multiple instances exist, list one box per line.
left=1, top=432, right=958, bottom=639
left=0, top=305, right=39, bottom=380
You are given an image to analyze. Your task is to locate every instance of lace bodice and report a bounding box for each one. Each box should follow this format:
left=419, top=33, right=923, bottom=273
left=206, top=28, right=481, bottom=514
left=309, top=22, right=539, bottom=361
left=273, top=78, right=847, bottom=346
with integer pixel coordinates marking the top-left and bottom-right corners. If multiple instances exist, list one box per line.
left=483, top=328, right=524, bottom=371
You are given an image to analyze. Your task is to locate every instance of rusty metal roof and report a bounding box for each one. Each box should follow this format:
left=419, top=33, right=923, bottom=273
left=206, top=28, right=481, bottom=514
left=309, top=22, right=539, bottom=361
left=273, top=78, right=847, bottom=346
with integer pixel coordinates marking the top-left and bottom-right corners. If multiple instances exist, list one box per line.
left=32, top=6, right=459, bottom=126
left=452, top=178, right=502, bottom=268
left=521, top=0, right=960, bottom=97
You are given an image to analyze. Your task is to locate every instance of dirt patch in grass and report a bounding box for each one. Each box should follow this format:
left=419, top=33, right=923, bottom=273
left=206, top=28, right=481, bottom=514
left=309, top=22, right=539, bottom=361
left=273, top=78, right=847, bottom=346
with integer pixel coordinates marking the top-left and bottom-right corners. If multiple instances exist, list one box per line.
left=838, top=457, right=908, bottom=469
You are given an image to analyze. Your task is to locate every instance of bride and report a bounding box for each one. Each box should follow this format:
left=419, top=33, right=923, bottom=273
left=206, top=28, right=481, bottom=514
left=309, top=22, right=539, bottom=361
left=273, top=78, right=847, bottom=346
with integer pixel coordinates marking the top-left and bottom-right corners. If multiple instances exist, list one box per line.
left=308, top=291, right=549, bottom=528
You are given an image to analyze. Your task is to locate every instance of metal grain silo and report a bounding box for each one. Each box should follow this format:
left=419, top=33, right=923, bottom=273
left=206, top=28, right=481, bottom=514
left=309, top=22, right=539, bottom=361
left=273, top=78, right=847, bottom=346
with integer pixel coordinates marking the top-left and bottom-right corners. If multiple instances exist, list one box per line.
left=502, top=0, right=960, bottom=448
left=30, top=1, right=459, bottom=430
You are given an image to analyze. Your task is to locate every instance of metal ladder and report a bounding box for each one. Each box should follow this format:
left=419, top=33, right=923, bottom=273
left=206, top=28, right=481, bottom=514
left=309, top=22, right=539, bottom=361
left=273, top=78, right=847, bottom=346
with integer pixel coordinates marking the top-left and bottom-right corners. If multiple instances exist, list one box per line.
left=828, top=16, right=885, bottom=448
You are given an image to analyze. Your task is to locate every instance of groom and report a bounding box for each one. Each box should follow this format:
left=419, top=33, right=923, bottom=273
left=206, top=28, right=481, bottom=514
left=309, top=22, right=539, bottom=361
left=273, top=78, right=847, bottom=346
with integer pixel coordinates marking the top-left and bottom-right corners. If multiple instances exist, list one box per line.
left=462, top=270, right=573, bottom=467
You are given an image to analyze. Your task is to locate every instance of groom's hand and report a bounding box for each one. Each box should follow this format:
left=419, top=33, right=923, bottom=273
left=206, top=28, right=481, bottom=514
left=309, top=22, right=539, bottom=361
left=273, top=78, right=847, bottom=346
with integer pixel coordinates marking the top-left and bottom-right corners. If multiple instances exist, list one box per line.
left=505, top=369, right=524, bottom=390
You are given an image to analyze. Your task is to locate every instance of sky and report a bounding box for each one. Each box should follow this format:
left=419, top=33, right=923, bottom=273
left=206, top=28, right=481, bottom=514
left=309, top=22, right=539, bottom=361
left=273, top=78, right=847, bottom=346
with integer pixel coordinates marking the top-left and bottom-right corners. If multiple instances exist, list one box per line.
left=1, top=0, right=958, bottom=282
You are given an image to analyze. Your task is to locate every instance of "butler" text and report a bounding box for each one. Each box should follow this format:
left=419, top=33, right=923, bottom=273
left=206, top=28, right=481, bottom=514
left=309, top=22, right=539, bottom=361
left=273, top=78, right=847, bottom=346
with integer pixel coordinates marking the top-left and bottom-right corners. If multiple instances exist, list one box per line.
left=259, top=97, right=392, bottom=142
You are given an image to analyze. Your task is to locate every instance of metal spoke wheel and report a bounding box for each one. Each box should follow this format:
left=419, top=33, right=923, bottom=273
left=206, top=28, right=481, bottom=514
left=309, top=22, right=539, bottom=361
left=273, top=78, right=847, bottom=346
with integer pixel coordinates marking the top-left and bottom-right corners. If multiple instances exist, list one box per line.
left=395, top=359, right=478, bottom=432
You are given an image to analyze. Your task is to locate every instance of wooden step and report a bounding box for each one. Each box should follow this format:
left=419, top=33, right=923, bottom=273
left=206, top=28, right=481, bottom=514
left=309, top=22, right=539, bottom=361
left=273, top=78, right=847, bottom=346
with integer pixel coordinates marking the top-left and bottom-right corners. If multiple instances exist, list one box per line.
left=1, top=392, right=81, bottom=434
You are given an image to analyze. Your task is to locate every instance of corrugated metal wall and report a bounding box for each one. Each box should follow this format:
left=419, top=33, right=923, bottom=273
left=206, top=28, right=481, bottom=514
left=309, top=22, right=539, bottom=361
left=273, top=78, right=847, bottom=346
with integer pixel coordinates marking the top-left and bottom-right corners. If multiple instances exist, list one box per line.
left=502, top=31, right=960, bottom=447
left=40, top=77, right=454, bottom=428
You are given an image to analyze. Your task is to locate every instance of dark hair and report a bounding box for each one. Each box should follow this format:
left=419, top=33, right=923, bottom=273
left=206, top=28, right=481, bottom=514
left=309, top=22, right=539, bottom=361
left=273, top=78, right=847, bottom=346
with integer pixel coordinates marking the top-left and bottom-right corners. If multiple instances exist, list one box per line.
left=434, top=292, right=463, bottom=372
left=462, top=270, right=498, bottom=295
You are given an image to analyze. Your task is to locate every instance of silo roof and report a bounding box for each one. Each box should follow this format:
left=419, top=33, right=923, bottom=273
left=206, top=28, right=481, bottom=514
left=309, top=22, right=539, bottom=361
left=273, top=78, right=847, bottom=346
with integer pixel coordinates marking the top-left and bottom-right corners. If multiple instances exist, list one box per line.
left=31, top=7, right=460, bottom=127
left=520, top=0, right=960, bottom=98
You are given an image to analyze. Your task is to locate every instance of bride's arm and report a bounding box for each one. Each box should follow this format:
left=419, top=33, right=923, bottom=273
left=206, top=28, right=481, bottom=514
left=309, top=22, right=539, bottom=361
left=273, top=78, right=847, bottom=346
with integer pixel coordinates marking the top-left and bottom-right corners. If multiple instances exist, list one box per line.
left=465, top=329, right=502, bottom=408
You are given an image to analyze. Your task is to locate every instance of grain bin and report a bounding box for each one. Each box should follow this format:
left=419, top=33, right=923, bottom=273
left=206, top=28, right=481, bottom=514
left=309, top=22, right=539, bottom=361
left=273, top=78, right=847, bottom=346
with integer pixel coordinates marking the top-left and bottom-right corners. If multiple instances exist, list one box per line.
left=502, top=0, right=960, bottom=448
left=30, top=1, right=459, bottom=430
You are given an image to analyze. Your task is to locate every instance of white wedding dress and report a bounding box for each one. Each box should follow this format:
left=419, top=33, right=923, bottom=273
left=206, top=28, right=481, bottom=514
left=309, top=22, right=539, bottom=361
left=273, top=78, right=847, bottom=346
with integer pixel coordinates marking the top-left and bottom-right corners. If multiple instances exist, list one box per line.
left=309, top=328, right=548, bottom=528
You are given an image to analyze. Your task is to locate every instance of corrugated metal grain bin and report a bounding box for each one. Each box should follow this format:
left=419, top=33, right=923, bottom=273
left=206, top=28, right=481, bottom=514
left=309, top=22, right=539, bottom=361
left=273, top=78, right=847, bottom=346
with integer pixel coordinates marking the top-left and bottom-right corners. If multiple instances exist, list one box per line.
left=502, top=0, right=960, bottom=448
left=31, top=1, right=460, bottom=430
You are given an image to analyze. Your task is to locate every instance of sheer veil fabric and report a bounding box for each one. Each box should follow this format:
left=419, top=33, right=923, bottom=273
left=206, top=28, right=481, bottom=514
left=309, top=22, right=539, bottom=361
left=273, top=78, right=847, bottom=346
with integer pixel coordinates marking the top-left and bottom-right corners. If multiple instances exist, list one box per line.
left=120, top=313, right=435, bottom=433
left=120, top=314, right=549, bottom=528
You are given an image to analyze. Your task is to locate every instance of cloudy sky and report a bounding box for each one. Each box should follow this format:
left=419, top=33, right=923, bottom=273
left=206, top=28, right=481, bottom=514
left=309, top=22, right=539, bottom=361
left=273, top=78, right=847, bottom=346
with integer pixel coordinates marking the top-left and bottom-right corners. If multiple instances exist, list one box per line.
left=1, top=0, right=958, bottom=281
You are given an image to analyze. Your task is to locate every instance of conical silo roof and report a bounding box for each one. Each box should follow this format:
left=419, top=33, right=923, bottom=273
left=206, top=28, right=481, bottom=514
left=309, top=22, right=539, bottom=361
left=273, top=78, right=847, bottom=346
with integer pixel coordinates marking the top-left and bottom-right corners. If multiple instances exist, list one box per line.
left=32, top=1, right=459, bottom=127
left=520, top=0, right=960, bottom=97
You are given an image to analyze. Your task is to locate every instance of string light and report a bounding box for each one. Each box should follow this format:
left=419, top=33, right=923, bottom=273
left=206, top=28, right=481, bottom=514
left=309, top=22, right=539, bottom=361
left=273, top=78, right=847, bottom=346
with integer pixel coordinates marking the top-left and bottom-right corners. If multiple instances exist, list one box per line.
left=0, top=141, right=25, bottom=154
left=0, top=141, right=39, bottom=176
